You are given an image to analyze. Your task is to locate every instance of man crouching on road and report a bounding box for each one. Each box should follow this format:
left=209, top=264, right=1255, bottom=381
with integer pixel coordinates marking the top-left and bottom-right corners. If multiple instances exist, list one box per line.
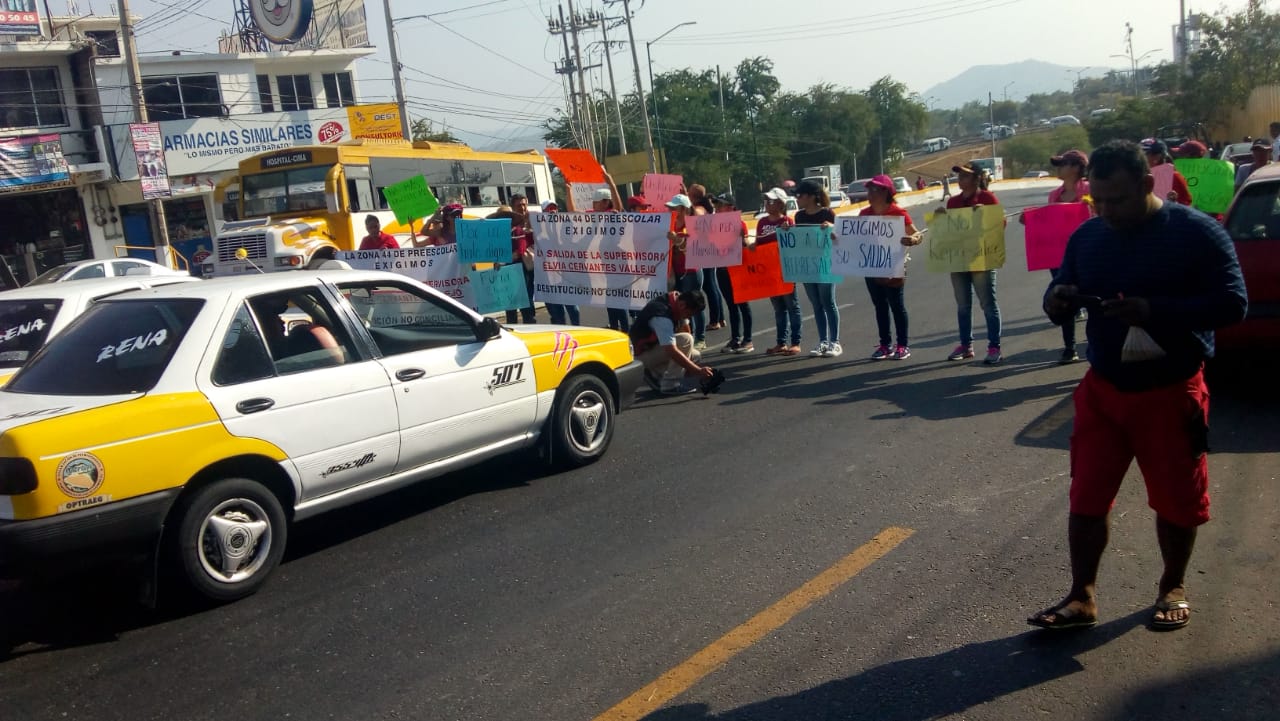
left=1029, top=140, right=1247, bottom=633
left=630, top=289, right=715, bottom=396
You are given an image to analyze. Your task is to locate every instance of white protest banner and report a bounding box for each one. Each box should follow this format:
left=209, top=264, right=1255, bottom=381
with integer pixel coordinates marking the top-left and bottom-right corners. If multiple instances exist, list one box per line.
left=336, top=245, right=473, bottom=306
left=570, top=182, right=610, bottom=210
left=831, top=215, right=908, bottom=278
left=686, top=213, right=743, bottom=269
left=529, top=212, right=670, bottom=310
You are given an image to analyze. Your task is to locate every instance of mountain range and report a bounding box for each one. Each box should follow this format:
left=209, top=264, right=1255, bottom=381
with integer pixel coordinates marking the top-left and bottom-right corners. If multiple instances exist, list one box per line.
left=921, top=59, right=1112, bottom=109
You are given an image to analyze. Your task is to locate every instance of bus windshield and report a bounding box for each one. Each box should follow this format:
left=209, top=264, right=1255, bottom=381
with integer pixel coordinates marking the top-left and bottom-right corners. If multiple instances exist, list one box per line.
left=241, top=166, right=330, bottom=218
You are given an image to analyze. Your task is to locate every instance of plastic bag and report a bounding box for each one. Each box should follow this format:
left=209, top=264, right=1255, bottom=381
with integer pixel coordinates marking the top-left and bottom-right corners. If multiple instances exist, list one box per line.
left=1121, top=326, right=1166, bottom=363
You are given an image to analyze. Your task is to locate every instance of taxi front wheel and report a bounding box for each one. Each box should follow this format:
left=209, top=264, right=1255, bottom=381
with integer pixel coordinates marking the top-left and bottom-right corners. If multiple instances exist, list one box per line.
left=549, top=373, right=615, bottom=468
left=169, top=478, right=288, bottom=602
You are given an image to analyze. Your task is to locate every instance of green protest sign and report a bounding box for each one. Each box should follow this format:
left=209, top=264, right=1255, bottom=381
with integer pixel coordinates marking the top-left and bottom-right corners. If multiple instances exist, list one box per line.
left=382, top=175, right=439, bottom=224
left=1174, top=158, right=1235, bottom=214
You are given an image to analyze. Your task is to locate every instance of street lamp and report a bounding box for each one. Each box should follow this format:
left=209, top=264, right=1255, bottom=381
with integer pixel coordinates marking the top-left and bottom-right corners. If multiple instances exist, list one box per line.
left=646, top=21, right=696, bottom=173
left=1002, top=81, right=1015, bottom=103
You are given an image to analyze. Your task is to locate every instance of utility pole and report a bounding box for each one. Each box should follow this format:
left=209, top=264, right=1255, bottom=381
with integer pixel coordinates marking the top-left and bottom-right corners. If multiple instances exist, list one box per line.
left=600, top=18, right=631, bottom=193
left=717, top=64, right=732, bottom=195
left=565, top=0, right=598, bottom=158
left=1179, top=0, right=1189, bottom=79
left=607, top=0, right=656, bottom=173
left=117, top=0, right=172, bottom=267
left=550, top=5, right=584, bottom=149
left=382, top=0, right=412, bottom=139
left=988, top=92, right=996, bottom=160
left=1125, top=22, right=1138, bottom=96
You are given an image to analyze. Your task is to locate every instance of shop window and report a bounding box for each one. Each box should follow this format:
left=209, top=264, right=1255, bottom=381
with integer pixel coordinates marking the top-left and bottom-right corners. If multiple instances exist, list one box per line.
left=256, top=75, right=274, bottom=113
left=142, top=74, right=223, bottom=121
left=163, top=197, right=211, bottom=242
left=322, top=72, right=355, bottom=108
left=0, top=67, right=68, bottom=129
left=278, top=75, right=315, bottom=111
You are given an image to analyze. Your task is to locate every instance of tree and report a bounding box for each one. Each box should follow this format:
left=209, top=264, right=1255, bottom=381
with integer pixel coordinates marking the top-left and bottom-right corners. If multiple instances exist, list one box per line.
left=1001, top=126, right=1091, bottom=177
left=862, top=77, right=927, bottom=173
left=1152, top=0, right=1280, bottom=127
left=411, top=118, right=459, bottom=143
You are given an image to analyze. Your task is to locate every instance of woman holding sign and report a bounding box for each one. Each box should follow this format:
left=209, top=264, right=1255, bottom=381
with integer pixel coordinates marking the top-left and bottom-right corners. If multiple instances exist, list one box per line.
left=757, top=188, right=801, bottom=355
left=794, top=180, right=842, bottom=358
left=1026, top=150, right=1091, bottom=363
left=941, top=164, right=1004, bottom=365
left=860, top=175, right=921, bottom=361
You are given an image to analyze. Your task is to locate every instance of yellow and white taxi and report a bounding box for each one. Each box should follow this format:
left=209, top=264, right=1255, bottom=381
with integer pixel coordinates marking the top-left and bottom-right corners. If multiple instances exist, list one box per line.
left=0, top=270, right=640, bottom=602
left=0, top=275, right=200, bottom=387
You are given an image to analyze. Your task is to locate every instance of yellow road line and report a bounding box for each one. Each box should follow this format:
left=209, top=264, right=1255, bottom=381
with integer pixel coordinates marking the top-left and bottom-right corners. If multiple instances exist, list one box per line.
left=592, top=526, right=915, bottom=721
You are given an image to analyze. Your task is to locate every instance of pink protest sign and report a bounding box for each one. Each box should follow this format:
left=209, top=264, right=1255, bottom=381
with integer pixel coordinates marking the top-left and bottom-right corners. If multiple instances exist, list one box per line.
left=1024, top=202, right=1091, bottom=271
left=1151, top=163, right=1175, bottom=200
left=686, top=213, right=744, bottom=269
left=642, top=173, right=684, bottom=206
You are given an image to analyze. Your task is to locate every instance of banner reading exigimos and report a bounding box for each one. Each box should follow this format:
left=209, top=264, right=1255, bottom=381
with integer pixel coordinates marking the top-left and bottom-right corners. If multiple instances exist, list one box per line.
left=925, top=205, right=1007, bottom=273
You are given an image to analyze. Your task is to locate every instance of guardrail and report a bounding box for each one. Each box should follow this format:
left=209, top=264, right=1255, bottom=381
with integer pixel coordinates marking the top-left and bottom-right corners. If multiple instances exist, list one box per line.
left=113, top=244, right=191, bottom=272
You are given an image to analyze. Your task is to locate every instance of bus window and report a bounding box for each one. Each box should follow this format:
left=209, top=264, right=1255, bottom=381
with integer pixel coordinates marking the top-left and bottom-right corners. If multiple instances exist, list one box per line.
left=477, top=185, right=501, bottom=206
left=243, top=166, right=330, bottom=217
left=346, top=178, right=374, bottom=212
left=509, top=185, right=538, bottom=204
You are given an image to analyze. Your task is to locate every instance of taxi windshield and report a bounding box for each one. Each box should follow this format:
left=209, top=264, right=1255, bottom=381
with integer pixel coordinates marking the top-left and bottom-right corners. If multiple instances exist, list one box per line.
left=6, top=298, right=203, bottom=395
left=1225, top=180, right=1280, bottom=241
left=0, top=299, right=61, bottom=369
left=241, top=165, right=329, bottom=218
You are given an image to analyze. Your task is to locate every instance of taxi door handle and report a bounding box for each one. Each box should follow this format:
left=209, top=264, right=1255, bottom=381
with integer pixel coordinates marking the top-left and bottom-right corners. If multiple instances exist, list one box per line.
left=236, top=397, right=275, bottom=414
left=396, top=368, right=427, bottom=382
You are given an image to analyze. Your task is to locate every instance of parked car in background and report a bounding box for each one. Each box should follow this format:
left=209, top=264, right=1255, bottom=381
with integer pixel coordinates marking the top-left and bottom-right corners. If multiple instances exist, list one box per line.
left=1050, top=115, right=1082, bottom=127
left=1219, top=163, right=1280, bottom=351
left=1023, top=170, right=1051, bottom=178
left=1220, top=142, right=1255, bottom=166
left=0, top=270, right=642, bottom=602
left=921, top=137, right=951, bottom=153
left=1089, top=108, right=1115, bottom=119
left=0, top=275, right=200, bottom=386
left=26, top=258, right=188, bottom=286
left=846, top=179, right=872, bottom=203
left=893, top=177, right=911, bottom=193
left=829, top=189, right=849, bottom=207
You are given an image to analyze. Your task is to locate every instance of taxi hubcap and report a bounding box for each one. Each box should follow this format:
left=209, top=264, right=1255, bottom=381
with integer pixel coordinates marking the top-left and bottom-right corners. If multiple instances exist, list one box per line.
left=198, top=499, right=272, bottom=583
left=568, top=390, right=608, bottom=454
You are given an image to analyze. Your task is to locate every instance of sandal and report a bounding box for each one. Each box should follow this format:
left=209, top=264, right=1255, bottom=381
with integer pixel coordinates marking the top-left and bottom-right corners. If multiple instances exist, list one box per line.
left=1151, top=598, right=1191, bottom=630
left=1027, top=600, right=1098, bottom=630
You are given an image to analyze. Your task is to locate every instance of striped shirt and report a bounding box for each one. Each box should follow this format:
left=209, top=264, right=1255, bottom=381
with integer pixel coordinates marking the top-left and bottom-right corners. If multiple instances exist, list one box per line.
left=1046, top=202, right=1247, bottom=391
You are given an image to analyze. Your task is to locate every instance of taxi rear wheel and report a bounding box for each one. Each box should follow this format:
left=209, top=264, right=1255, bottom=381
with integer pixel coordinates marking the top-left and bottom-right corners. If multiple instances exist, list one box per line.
left=169, top=478, right=288, bottom=602
left=549, top=373, right=615, bottom=468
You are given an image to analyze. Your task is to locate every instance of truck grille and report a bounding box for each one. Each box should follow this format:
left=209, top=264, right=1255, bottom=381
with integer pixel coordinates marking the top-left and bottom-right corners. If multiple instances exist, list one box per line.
left=217, top=234, right=268, bottom=263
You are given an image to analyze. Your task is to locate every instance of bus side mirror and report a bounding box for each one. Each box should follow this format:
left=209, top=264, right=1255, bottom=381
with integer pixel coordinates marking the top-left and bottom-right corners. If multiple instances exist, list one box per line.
left=326, top=191, right=341, bottom=214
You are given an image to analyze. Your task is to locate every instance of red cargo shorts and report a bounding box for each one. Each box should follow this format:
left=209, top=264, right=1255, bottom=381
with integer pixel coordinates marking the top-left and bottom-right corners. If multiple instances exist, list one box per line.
left=1069, top=367, right=1211, bottom=528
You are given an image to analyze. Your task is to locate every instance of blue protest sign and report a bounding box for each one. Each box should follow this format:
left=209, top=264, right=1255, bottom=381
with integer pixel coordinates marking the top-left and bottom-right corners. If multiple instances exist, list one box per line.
left=776, top=225, right=842, bottom=284
left=467, top=264, right=530, bottom=314
left=456, top=218, right=512, bottom=264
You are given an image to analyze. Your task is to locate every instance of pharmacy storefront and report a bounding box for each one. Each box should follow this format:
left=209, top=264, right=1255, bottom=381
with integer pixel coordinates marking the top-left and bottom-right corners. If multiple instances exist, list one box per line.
left=107, top=103, right=400, bottom=270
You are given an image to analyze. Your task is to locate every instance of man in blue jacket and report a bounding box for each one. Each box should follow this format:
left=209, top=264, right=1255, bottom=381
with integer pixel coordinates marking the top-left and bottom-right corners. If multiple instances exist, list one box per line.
left=1030, top=140, right=1247, bottom=632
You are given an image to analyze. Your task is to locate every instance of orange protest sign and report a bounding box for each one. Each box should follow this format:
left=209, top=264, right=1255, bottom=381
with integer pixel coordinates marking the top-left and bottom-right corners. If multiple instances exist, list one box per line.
left=544, top=148, right=605, bottom=184
left=728, top=242, right=794, bottom=303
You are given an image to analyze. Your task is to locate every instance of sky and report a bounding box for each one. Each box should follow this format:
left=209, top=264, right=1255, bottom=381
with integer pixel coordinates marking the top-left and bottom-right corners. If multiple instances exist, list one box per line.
left=69, top=0, right=1256, bottom=149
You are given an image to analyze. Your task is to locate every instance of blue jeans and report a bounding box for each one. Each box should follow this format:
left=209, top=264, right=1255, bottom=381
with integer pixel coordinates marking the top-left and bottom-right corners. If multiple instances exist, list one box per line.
left=678, top=271, right=706, bottom=341
left=715, top=267, right=751, bottom=343
left=770, top=288, right=801, bottom=346
left=864, top=278, right=908, bottom=347
left=702, top=267, right=724, bottom=326
left=606, top=307, right=630, bottom=332
left=547, top=303, right=580, bottom=325
left=950, top=270, right=1001, bottom=349
left=1051, top=268, right=1075, bottom=348
left=803, top=282, right=840, bottom=343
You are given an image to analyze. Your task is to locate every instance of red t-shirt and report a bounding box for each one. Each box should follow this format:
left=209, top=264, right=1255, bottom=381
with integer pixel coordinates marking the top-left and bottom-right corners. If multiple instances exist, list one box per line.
left=359, top=231, right=398, bottom=250
left=510, top=225, right=532, bottom=260
left=1171, top=171, right=1193, bottom=206
left=946, top=190, right=999, bottom=209
left=858, top=203, right=913, bottom=226
left=754, top=215, right=793, bottom=244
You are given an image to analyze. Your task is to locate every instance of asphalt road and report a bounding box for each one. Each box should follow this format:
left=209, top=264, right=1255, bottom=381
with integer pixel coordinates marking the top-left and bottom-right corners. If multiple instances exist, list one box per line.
left=3, top=187, right=1279, bottom=721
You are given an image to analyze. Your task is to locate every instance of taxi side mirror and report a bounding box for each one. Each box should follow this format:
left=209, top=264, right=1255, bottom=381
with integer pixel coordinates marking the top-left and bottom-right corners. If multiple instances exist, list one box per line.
left=478, top=316, right=502, bottom=341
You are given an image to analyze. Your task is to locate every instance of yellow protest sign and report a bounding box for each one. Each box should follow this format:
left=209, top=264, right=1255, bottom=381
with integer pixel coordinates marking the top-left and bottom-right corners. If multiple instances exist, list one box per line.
left=925, top=205, right=1007, bottom=273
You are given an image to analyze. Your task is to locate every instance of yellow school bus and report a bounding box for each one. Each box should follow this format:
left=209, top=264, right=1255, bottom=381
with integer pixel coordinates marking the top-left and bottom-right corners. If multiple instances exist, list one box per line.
left=206, top=140, right=554, bottom=276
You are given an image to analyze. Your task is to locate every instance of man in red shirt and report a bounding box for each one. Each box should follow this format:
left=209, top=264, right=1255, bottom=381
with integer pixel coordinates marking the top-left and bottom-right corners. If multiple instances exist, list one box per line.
left=358, top=215, right=398, bottom=250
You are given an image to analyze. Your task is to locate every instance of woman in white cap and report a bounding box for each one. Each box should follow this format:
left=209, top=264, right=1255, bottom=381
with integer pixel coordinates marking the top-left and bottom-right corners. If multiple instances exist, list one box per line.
left=757, top=187, right=801, bottom=354
left=665, top=193, right=704, bottom=345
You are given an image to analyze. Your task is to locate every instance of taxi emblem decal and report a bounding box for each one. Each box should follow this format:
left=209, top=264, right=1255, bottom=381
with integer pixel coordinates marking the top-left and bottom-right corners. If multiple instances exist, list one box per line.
left=553, top=332, right=579, bottom=370
left=55, top=452, right=106, bottom=498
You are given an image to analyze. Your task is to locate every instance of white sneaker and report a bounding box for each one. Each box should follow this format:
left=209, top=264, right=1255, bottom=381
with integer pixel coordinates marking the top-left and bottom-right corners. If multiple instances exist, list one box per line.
left=809, top=342, right=828, bottom=357
left=822, top=342, right=843, bottom=358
